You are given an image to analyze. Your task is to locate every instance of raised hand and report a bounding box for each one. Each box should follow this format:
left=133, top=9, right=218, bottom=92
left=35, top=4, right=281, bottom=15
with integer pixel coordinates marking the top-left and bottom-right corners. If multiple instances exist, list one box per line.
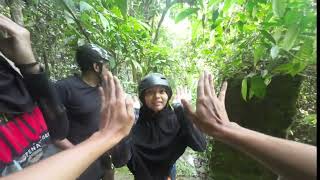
left=99, top=71, right=134, bottom=139
left=181, top=71, right=234, bottom=139
left=0, top=14, right=36, bottom=64
left=173, top=86, right=192, bottom=104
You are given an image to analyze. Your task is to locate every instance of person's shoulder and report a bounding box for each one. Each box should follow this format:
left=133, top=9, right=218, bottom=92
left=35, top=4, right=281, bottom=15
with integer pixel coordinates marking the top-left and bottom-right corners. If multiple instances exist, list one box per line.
left=56, top=74, right=79, bottom=86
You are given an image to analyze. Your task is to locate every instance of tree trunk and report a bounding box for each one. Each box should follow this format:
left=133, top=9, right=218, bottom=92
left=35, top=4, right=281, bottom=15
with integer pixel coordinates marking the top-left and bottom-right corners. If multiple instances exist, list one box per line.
left=152, top=7, right=168, bottom=44
left=209, top=75, right=303, bottom=180
left=152, top=0, right=178, bottom=44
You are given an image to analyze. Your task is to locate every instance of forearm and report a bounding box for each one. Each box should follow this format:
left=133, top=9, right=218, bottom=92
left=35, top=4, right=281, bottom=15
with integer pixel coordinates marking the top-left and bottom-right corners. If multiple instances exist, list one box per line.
left=220, top=124, right=317, bottom=180
left=3, top=132, right=122, bottom=180
left=54, top=138, right=75, bottom=150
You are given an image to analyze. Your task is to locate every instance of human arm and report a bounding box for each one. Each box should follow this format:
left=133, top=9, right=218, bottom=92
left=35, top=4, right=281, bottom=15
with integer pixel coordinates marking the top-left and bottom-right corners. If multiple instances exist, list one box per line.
left=0, top=14, right=68, bottom=140
left=53, top=138, right=75, bottom=150
left=174, top=104, right=207, bottom=151
left=1, top=71, right=134, bottom=180
left=172, top=87, right=207, bottom=151
left=181, top=71, right=317, bottom=180
left=107, top=135, right=132, bottom=168
left=0, top=14, right=39, bottom=73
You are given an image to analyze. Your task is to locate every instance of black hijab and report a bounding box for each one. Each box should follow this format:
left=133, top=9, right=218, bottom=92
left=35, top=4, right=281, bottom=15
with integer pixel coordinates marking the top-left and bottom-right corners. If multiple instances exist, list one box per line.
left=128, top=104, right=189, bottom=180
left=0, top=56, right=34, bottom=114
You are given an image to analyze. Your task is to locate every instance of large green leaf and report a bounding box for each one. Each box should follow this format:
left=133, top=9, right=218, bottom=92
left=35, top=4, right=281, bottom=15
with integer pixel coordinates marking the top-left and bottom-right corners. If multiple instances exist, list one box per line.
left=253, top=45, right=264, bottom=67
left=222, top=0, right=233, bottom=14
left=98, top=12, right=109, bottom=30
left=272, top=63, right=293, bottom=74
left=175, top=8, right=199, bottom=23
left=260, top=30, right=276, bottom=44
left=284, top=9, right=301, bottom=26
left=80, top=1, right=94, bottom=12
left=272, top=0, right=287, bottom=18
left=241, top=78, right=248, bottom=101
left=295, top=38, right=314, bottom=63
left=249, top=75, right=266, bottom=99
left=281, top=24, right=300, bottom=51
left=116, top=0, right=127, bottom=18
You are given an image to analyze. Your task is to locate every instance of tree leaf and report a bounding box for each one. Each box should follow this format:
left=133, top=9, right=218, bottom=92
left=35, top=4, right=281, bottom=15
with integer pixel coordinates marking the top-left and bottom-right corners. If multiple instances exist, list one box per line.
left=272, top=0, right=287, bottom=18
left=250, top=75, right=266, bottom=98
left=223, top=0, right=233, bottom=14
left=261, top=70, right=268, bottom=78
left=80, top=1, right=94, bottom=12
left=272, top=28, right=282, bottom=43
left=270, top=45, right=279, bottom=59
left=260, top=30, right=276, bottom=44
left=116, top=0, right=127, bottom=18
left=175, top=8, right=199, bottom=23
left=212, top=9, right=219, bottom=23
left=98, top=13, right=109, bottom=30
left=284, top=9, right=301, bottom=26
left=281, top=24, right=300, bottom=51
left=253, top=45, right=264, bottom=67
left=241, top=78, right=248, bottom=101
left=272, top=63, right=293, bottom=74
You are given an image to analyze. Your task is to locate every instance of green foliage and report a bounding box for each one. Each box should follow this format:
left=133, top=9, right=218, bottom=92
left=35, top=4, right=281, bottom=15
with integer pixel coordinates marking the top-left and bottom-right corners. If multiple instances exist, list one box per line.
left=175, top=7, right=199, bottom=23
left=1, top=1, right=316, bottom=179
left=286, top=74, right=317, bottom=145
left=174, top=0, right=316, bottom=101
left=272, top=0, right=287, bottom=18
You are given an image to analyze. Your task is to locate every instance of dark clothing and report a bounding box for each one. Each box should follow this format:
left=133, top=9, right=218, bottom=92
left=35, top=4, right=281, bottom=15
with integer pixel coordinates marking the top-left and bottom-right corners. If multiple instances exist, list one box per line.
left=0, top=55, right=67, bottom=176
left=55, top=75, right=101, bottom=145
left=55, top=75, right=104, bottom=180
left=0, top=56, right=34, bottom=114
left=127, top=104, right=207, bottom=180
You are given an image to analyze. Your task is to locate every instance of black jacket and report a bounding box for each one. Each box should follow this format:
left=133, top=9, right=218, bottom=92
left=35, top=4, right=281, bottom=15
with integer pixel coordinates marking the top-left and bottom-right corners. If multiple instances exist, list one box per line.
left=127, top=104, right=207, bottom=180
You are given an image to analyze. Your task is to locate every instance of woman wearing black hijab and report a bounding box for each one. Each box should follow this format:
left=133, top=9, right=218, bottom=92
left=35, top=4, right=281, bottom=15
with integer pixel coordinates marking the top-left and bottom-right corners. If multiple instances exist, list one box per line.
left=127, top=73, right=207, bottom=180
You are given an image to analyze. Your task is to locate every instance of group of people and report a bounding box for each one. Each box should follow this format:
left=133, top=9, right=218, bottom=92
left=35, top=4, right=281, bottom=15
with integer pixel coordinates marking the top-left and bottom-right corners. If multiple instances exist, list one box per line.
left=0, top=14, right=317, bottom=180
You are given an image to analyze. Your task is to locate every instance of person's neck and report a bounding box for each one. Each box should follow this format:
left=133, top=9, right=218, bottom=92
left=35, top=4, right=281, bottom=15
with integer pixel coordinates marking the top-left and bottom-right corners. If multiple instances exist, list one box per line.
left=81, top=71, right=99, bottom=87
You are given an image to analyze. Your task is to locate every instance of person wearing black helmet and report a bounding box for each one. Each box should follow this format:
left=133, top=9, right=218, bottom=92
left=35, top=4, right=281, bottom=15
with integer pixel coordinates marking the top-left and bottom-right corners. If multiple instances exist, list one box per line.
left=54, top=44, right=120, bottom=180
left=127, top=73, right=207, bottom=180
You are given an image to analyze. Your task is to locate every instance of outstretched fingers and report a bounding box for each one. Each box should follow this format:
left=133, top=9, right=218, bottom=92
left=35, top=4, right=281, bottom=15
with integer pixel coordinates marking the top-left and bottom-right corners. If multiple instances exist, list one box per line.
left=197, top=73, right=205, bottom=100
left=106, top=71, right=114, bottom=101
left=114, top=76, right=124, bottom=101
left=219, top=81, right=228, bottom=102
left=203, top=71, right=213, bottom=98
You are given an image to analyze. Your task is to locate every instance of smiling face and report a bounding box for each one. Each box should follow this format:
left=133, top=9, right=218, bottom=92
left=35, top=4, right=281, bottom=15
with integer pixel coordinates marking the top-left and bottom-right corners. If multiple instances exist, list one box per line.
left=144, top=86, right=168, bottom=113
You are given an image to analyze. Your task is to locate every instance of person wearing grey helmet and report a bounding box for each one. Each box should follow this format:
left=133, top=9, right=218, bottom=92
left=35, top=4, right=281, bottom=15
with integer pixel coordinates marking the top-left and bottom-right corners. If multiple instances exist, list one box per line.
left=127, top=73, right=207, bottom=180
left=53, top=44, right=128, bottom=180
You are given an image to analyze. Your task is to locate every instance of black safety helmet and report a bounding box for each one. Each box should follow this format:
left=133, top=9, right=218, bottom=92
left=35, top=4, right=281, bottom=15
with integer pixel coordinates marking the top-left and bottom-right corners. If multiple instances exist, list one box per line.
left=75, top=43, right=113, bottom=72
left=138, top=73, right=172, bottom=104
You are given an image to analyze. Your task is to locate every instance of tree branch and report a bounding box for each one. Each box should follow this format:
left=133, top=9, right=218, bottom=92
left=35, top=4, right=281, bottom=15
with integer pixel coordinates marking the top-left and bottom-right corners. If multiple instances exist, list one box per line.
left=152, top=0, right=179, bottom=44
